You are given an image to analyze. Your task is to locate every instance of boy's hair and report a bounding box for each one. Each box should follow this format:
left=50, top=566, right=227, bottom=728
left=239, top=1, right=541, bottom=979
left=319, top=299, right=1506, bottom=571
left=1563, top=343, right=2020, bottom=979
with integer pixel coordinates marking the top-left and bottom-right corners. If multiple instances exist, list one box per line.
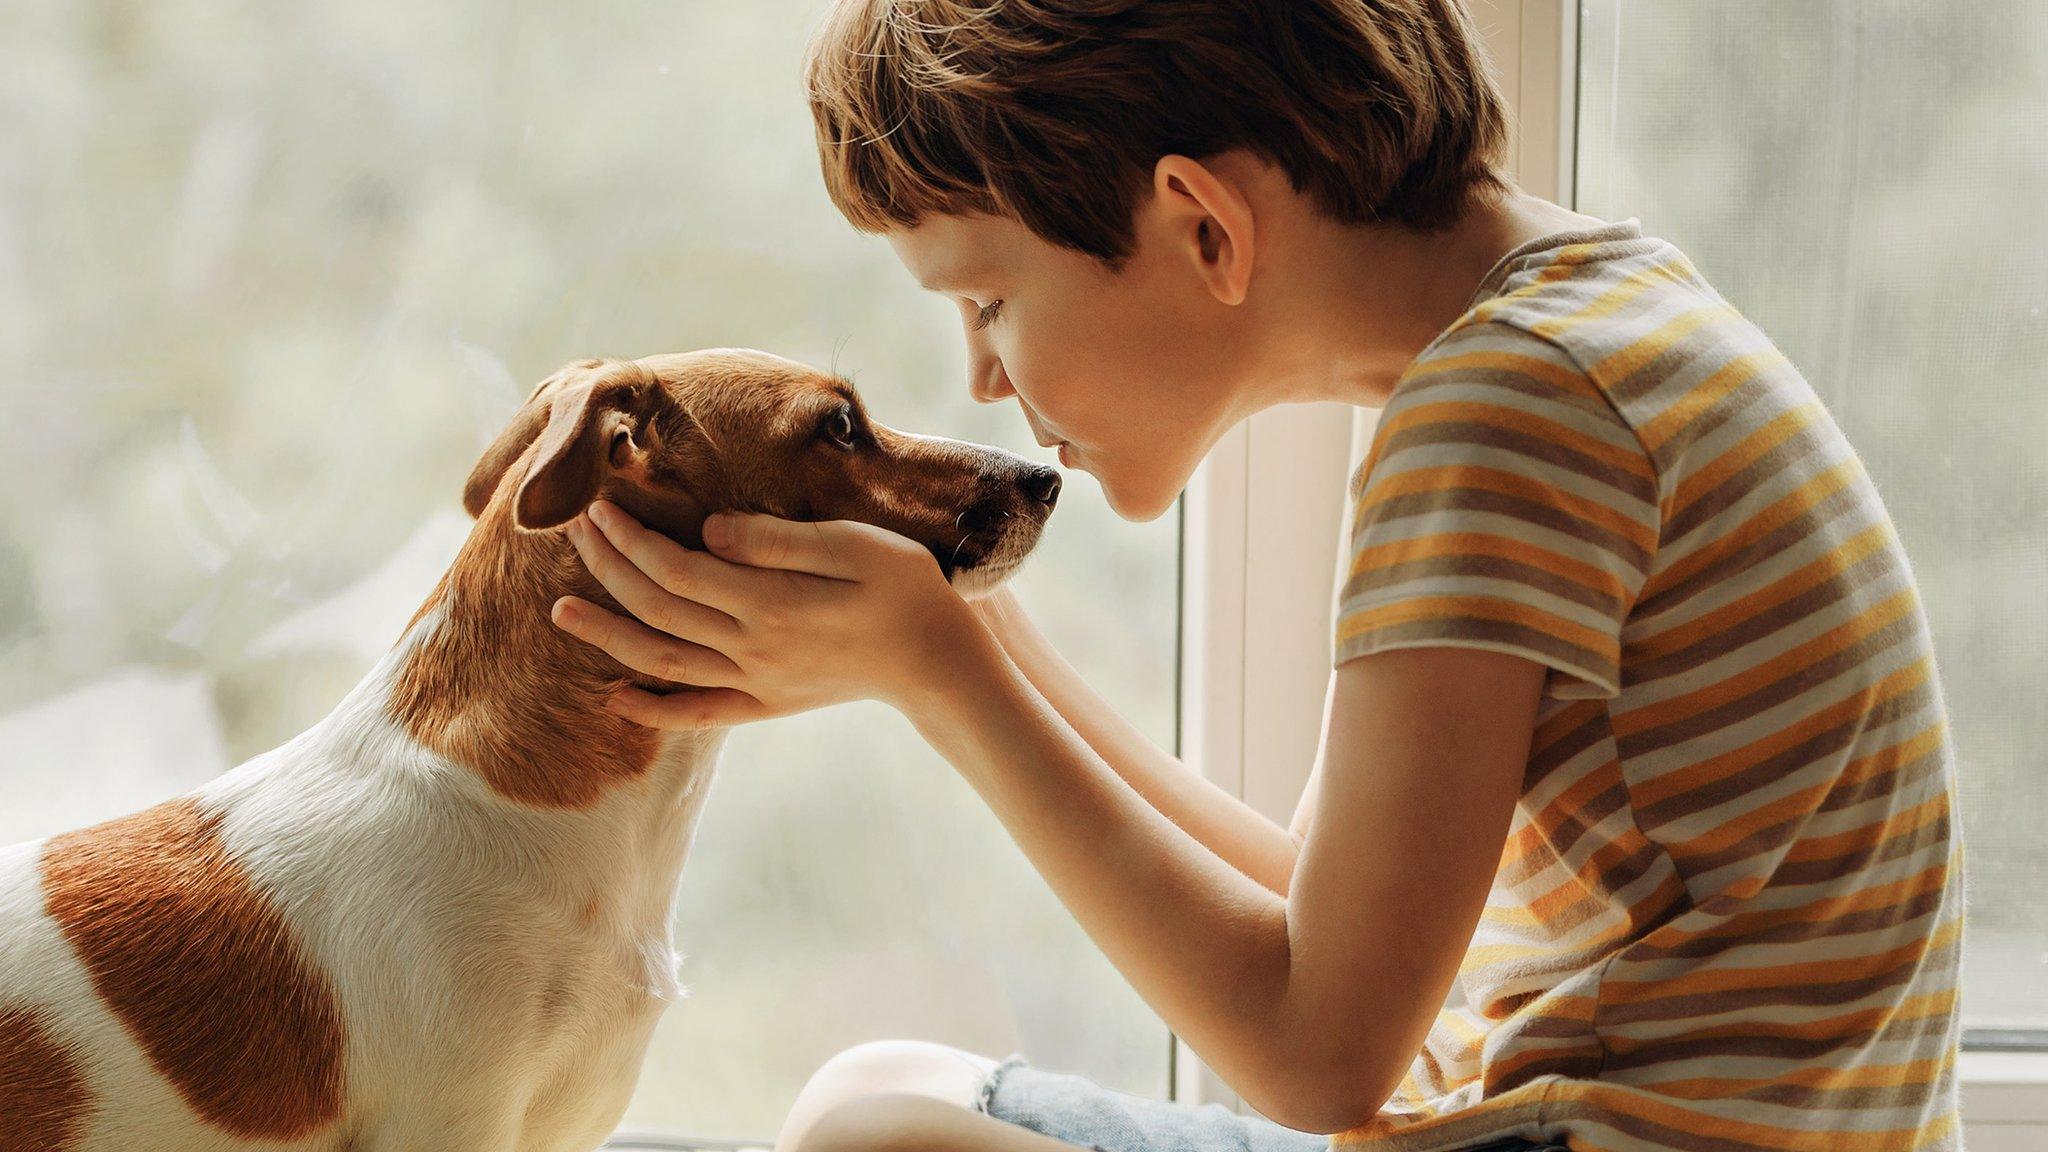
left=803, top=0, right=1510, bottom=266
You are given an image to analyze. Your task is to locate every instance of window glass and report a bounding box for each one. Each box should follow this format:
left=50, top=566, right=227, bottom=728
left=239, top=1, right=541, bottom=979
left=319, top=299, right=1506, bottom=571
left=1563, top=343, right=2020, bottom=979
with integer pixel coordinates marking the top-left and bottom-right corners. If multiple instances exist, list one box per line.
left=1576, top=0, right=2048, bottom=1042
left=0, top=0, right=1177, bottom=1135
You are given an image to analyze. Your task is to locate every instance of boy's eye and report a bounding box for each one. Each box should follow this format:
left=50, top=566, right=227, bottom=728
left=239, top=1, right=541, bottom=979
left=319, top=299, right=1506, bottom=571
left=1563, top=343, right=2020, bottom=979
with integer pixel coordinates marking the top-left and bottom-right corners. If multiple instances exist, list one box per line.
left=970, top=299, right=1004, bottom=331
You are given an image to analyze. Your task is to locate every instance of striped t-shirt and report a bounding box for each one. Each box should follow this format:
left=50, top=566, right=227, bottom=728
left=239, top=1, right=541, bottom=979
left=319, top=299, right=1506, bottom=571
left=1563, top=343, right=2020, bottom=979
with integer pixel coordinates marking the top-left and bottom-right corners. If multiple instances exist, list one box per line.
left=1330, top=220, right=1963, bottom=1152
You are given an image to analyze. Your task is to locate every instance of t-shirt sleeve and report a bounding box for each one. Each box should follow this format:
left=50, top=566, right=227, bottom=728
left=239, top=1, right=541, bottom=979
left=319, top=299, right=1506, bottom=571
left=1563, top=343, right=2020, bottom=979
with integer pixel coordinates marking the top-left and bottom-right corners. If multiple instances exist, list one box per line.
left=1334, top=320, right=1662, bottom=699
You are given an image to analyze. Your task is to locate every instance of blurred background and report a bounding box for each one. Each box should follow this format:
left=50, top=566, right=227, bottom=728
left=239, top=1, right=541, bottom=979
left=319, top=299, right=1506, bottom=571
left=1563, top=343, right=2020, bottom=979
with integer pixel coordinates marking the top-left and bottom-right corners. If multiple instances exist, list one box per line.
left=0, top=0, right=1178, bottom=1137
left=1, top=0, right=2043, bottom=1143
left=1574, top=0, right=2048, bottom=1047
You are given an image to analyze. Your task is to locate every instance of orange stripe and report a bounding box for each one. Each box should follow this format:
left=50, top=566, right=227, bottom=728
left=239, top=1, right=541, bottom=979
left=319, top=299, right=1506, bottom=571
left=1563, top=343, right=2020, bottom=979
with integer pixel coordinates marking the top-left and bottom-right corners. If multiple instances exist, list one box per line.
left=1612, top=587, right=1918, bottom=739
left=1599, top=918, right=1960, bottom=1007
left=1665, top=399, right=1828, bottom=516
left=1545, top=1076, right=1949, bottom=1152
left=1638, top=453, right=1864, bottom=602
left=1334, top=596, right=1612, bottom=665
left=1347, top=531, right=1628, bottom=604
left=1646, top=857, right=1949, bottom=955
left=1781, top=791, right=1949, bottom=867
left=1606, top=989, right=1958, bottom=1057
left=1588, top=301, right=1738, bottom=384
left=1638, top=345, right=1793, bottom=454
left=1375, top=396, right=1653, bottom=483
left=1626, top=521, right=1893, bottom=663
left=1361, top=463, right=1657, bottom=555
left=1527, top=260, right=1695, bottom=344
left=1400, top=348, right=1605, bottom=402
left=1641, top=1056, right=1947, bottom=1100
left=1626, top=659, right=1932, bottom=810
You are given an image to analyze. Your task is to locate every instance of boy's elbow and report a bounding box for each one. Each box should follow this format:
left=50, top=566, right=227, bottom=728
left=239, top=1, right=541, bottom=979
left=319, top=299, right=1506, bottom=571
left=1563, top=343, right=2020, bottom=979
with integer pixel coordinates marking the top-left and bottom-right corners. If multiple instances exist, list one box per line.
left=1241, top=1051, right=1402, bottom=1136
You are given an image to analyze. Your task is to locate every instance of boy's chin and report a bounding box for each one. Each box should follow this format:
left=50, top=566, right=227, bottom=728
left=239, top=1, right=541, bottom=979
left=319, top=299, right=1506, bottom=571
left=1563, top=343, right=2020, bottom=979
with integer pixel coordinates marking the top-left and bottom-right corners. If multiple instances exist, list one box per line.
left=1097, top=469, right=1185, bottom=523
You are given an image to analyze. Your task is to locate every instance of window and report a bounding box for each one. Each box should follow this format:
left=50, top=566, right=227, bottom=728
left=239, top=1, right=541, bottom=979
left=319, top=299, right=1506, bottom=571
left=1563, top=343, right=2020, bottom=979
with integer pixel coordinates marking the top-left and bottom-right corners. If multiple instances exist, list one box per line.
left=0, top=0, right=1176, bottom=1140
left=1574, top=0, right=2048, bottom=1051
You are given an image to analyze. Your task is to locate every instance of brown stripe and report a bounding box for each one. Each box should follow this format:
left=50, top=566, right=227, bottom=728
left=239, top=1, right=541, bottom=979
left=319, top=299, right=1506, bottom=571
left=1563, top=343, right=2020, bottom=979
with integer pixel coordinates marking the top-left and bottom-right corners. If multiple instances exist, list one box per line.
left=1600, top=305, right=1765, bottom=408
left=1599, top=942, right=1949, bottom=1030
left=1355, top=483, right=1655, bottom=576
left=1632, top=679, right=1936, bottom=830
left=1633, top=474, right=1871, bottom=620
left=1628, top=884, right=1948, bottom=963
left=0, top=1005, right=92, bottom=1152
left=1339, top=615, right=1616, bottom=694
left=1818, top=730, right=1949, bottom=815
left=1662, top=415, right=1840, bottom=541
left=1379, top=412, right=1660, bottom=508
left=1773, top=807, right=1951, bottom=888
left=1571, top=1101, right=1839, bottom=1152
left=1615, top=609, right=1921, bottom=759
left=1344, top=550, right=1626, bottom=621
left=40, top=797, right=345, bottom=1139
left=1627, top=543, right=1899, bottom=686
left=1602, top=997, right=1957, bottom=1073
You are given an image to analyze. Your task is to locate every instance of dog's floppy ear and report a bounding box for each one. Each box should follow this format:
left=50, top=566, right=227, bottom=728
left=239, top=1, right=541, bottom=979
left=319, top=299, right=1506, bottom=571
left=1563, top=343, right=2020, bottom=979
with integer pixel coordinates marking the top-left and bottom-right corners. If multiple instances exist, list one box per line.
left=511, top=374, right=658, bottom=531
left=462, top=359, right=608, bottom=519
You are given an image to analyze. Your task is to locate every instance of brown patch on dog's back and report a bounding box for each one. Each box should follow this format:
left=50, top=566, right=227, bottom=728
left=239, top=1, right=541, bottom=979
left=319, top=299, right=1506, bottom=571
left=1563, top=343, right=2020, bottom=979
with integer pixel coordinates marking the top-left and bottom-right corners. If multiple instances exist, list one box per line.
left=40, top=797, right=345, bottom=1140
left=0, top=1005, right=92, bottom=1151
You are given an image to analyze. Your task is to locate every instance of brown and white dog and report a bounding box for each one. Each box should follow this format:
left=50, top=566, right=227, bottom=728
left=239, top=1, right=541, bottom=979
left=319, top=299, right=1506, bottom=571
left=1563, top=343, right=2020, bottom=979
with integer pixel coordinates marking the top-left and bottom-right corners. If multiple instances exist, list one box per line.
left=0, top=350, right=1060, bottom=1152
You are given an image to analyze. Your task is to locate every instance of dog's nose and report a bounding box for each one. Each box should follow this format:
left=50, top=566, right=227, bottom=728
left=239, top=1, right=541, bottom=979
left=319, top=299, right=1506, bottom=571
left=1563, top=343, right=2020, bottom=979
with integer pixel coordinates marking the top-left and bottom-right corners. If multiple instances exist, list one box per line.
left=957, top=504, right=1011, bottom=534
left=1020, top=467, right=1062, bottom=507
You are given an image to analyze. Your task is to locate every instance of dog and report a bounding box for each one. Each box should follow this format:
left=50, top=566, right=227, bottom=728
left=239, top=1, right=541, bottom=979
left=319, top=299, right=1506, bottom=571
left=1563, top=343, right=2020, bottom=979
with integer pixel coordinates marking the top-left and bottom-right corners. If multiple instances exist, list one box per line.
left=0, top=349, right=1060, bottom=1151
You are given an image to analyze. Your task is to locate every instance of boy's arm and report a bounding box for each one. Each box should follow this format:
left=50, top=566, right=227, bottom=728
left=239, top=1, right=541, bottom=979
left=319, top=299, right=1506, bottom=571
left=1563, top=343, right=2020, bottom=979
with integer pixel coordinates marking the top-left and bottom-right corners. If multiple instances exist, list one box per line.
left=904, top=626, right=1542, bottom=1134
left=971, top=589, right=1303, bottom=896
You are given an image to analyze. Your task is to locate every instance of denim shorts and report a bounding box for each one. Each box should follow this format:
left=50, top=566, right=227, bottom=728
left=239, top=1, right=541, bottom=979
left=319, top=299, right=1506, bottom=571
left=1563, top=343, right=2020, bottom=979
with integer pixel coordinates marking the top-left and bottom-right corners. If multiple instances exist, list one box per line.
left=974, top=1056, right=1563, bottom=1152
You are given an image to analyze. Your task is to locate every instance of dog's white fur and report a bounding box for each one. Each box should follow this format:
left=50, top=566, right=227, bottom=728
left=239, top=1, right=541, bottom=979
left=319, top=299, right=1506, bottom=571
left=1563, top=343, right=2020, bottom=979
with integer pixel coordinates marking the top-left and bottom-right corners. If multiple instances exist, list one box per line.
left=2, top=602, right=726, bottom=1150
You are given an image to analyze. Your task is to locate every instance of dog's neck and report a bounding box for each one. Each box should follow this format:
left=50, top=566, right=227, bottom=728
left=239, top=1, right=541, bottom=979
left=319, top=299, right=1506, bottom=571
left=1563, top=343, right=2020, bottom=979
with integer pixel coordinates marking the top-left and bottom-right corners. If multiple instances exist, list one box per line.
left=388, top=503, right=696, bottom=811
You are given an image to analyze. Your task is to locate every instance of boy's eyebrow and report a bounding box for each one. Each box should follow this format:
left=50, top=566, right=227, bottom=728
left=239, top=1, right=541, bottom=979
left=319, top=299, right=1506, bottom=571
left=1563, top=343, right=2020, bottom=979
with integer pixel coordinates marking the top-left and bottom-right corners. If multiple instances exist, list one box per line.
left=915, top=259, right=994, bottom=293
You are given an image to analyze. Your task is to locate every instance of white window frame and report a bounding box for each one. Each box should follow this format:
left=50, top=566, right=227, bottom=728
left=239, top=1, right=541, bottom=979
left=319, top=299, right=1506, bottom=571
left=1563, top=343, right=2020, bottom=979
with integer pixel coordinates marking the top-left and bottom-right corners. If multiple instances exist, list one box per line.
left=1171, top=3, right=2048, bottom=1143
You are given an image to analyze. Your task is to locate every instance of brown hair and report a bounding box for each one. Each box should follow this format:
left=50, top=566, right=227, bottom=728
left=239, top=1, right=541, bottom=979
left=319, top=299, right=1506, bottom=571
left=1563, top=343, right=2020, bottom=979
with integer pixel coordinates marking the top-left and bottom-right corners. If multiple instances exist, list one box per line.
left=803, top=0, right=1510, bottom=266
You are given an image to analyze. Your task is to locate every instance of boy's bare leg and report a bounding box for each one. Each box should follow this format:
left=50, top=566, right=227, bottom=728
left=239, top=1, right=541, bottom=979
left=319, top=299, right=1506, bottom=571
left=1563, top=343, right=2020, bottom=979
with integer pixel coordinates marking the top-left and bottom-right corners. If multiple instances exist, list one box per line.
left=778, top=1041, right=1081, bottom=1152
left=794, top=1092, right=1088, bottom=1152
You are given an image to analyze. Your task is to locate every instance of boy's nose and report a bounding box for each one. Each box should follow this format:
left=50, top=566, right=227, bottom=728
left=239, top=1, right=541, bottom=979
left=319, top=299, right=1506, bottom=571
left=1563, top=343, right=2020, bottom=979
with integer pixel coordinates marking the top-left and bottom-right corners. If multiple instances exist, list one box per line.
left=968, top=354, right=1016, bottom=404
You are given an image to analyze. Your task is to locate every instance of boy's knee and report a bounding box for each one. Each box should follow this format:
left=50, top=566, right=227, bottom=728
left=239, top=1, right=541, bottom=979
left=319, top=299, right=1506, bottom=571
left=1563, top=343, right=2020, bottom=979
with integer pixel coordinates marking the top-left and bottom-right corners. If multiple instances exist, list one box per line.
left=793, top=1093, right=964, bottom=1152
left=776, top=1040, right=997, bottom=1152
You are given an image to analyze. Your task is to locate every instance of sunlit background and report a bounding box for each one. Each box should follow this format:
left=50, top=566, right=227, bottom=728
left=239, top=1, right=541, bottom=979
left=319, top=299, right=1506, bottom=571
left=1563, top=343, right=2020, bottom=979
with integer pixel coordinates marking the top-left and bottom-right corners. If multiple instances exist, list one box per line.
left=3, top=0, right=2045, bottom=1143
left=0, top=0, right=1177, bottom=1137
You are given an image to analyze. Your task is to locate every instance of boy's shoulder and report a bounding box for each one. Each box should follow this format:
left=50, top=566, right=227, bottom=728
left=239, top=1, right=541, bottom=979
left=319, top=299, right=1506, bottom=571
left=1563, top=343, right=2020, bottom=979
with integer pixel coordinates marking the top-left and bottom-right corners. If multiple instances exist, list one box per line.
left=1394, top=218, right=1814, bottom=476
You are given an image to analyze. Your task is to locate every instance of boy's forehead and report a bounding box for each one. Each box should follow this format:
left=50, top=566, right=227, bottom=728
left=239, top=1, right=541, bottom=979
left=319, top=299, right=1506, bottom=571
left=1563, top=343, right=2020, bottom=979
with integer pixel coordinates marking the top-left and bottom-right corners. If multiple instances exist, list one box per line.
left=889, top=213, right=1023, bottom=290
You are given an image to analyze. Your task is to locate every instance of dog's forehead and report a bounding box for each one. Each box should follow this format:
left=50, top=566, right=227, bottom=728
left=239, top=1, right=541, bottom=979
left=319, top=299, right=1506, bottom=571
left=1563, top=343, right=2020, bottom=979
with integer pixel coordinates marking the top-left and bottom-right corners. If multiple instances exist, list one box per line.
left=636, top=348, right=838, bottom=397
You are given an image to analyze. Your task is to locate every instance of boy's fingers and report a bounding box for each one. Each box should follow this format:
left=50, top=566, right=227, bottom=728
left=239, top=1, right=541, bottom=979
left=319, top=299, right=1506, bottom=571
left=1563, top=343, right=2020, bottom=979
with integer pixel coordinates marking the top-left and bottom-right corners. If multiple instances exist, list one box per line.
left=605, top=685, right=770, bottom=730
left=551, top=597, right=745, bottom=689
left=702, top=513, right=876, bottom=580
left=582, top=501, right=759, bottom=618
left=567, top=514, right=739, bottom=644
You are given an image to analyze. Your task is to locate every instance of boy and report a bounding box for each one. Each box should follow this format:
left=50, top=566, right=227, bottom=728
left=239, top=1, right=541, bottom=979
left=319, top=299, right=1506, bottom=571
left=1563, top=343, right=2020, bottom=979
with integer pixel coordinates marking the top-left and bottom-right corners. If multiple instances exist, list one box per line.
left=550, top=1, right=1964, bottom=1149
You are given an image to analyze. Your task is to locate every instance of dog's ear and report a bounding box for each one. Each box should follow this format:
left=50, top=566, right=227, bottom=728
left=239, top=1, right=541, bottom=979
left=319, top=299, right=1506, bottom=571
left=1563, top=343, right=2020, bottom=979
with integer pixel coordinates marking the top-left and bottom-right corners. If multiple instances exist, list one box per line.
left=461, top=359, right=608, bottom=519
left=511, top=375, right=657, bottom=531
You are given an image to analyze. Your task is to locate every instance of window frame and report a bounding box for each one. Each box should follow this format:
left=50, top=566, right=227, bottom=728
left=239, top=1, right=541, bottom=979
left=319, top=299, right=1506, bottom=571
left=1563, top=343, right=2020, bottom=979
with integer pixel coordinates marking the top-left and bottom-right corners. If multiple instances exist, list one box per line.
left=1172, top=1, right=2048, bottom=1140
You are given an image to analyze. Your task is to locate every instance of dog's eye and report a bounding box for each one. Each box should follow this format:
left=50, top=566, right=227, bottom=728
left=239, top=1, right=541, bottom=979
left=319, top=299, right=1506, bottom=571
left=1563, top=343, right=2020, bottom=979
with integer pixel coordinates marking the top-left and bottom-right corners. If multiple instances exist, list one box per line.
left=821, top=406, right=857, bottom=449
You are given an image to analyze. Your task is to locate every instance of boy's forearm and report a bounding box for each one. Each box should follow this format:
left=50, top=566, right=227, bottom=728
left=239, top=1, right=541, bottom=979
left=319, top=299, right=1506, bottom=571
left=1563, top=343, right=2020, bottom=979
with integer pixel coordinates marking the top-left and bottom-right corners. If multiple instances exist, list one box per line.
left=900, top=631, right=1400, bottom=1130
left=976, top=596, right=1302, bottom=896
left=901, top=638, right=1295, bottom=1096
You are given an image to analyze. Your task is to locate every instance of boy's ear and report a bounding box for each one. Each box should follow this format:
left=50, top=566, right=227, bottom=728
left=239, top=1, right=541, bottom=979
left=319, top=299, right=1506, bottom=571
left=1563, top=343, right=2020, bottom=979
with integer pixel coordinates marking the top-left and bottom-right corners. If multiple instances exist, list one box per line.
left=1152, top=154, right=1256, bottom=306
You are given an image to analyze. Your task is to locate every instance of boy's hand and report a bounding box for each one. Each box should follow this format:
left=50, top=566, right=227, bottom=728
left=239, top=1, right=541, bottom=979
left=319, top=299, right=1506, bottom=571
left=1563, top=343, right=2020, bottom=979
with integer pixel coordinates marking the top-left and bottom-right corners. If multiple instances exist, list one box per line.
left=550, top=499, right=982, bottom=729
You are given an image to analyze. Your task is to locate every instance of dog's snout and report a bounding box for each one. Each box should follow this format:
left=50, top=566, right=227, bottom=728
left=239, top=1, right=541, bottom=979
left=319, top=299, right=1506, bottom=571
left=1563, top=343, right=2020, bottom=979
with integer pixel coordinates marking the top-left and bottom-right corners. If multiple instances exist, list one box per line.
left=1020, top=466, right=1061, bottom=507
left=957, top=504, right=1012, bottom=534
